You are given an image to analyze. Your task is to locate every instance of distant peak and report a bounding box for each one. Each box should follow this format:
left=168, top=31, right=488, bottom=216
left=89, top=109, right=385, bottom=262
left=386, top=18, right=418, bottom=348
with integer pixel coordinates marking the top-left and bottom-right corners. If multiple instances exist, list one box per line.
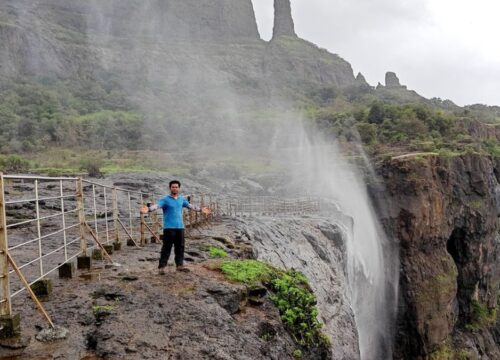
left=356, top=72, right=368, bottom=85
left=272, top=0, right=297, bottom=39
left=385, top=71, right=405, bottom=88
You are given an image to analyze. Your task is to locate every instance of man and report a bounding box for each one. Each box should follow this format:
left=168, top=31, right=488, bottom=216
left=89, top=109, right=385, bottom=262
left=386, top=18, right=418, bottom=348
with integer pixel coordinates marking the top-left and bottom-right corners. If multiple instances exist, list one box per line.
left=142, top=180, right=210, bottom=274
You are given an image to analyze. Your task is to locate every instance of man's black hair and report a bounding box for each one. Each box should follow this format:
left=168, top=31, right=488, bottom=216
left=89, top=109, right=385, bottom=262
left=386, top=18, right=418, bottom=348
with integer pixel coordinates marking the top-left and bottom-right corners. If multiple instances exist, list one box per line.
left=169, top=180, right=181, bottom=188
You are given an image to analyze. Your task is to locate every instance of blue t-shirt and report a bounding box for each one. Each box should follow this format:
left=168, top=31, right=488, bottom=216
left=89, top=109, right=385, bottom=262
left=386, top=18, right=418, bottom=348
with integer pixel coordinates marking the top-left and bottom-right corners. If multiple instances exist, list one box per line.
left=157, top=195, right=190, bottom=229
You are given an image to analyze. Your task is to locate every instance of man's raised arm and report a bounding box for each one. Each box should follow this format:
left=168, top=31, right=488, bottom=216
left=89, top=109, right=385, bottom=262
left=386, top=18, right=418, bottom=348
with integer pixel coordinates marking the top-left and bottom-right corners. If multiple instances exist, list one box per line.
left=183, top=198, right=211, bottom=215
left=140, top=202, right=159, bottom=214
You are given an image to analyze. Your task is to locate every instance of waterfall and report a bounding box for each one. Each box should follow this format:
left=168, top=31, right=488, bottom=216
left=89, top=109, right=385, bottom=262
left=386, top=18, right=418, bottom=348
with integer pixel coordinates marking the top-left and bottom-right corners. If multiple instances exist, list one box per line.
left=82, top=1, right=399, bottom=355
left=273, top=120, right=399, bottom=359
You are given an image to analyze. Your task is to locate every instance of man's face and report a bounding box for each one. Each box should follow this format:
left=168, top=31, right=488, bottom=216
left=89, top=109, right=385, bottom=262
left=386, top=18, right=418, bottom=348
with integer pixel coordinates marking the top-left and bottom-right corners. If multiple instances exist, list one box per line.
left=170, top=183, right=180, bottom=195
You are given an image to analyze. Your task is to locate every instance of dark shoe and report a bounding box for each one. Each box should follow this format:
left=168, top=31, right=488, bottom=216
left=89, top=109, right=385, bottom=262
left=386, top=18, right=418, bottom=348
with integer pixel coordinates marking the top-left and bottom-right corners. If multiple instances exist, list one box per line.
left=158, top=267, right=166, bottom=275
left=176, top=265, right=190, bottom=273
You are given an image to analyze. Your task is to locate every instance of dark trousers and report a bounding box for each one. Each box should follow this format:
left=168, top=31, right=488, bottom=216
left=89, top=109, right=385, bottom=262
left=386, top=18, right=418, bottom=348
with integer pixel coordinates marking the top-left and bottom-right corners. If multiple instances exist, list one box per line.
left=159, top=228, right=185, bottom=268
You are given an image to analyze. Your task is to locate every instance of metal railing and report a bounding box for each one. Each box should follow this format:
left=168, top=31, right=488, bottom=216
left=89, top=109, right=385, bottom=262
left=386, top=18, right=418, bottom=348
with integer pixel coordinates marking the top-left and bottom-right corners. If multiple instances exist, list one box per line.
left=0, top=172, right=319, bottom=329
left=221, top=196, right=321, bottom=217
left=0, top=173, right=218, bottom=323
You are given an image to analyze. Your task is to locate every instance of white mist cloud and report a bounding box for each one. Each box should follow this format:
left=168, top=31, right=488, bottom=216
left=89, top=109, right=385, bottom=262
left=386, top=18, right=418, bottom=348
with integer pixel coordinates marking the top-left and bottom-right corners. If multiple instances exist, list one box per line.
left=252, top=0, right=500, bottom=106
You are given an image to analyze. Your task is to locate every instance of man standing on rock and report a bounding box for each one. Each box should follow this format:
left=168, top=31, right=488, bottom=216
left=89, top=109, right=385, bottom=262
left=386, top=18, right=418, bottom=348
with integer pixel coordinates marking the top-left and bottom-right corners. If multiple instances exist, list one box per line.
left=142, top=180, right=210, bottom=274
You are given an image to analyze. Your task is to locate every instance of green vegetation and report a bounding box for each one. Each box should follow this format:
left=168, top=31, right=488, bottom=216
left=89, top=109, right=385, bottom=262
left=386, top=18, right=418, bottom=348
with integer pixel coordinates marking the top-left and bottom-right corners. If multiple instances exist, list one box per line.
left=0, top=76, right=141, bottom=153
left=0, top=154, right=30, bottom=172
left=259, top=331, right=274, bottom=342
left=292, top=349, right=303, bottom=359
left=468, top=200, right=483, bottom=210
left=208, top=246, right=228, bottom=258
left=465, top=300, right=497, bottom=331
left=415, top=261, right=458, bottom=307
left=79, top=157, right=104, bottom=178
left=1, top=67, right=499, bottom=174
left=270, top=270, right=326, bottom=347
left=305, top=94, right=500, bottom=158
left=429, top=344, right=470, bottom=360
left=220, top=260, right=274, bottom=285
left=92, top=304, right=115, bottom=314
left=219, top=260, right=330, bottom=350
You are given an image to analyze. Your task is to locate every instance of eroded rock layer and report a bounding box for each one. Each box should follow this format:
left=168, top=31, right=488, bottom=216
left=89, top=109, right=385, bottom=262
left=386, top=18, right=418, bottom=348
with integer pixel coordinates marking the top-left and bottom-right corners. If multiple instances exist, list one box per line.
left=373, top=154, right=500, bottom=359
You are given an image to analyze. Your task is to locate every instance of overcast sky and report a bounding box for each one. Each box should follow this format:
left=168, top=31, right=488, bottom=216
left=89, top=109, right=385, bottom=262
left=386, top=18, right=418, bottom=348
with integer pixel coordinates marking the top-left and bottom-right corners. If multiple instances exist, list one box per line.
left=252, top=0, right=500, bottom=106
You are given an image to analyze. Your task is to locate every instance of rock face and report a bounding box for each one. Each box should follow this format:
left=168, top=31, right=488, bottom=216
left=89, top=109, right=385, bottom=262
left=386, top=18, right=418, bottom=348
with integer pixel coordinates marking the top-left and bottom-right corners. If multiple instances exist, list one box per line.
left=355, top=72, right=368, bottom=85
left=372, top=154, right=500, bottom=359
left=233, top=216, right=360, bottom=360
left=273, top=0, right=297, bottom=38
left=0, top=0, right=356, bottom=94
left=385, top=71, right=406, bottom=88
left=0, top=0, right=259, bottom=74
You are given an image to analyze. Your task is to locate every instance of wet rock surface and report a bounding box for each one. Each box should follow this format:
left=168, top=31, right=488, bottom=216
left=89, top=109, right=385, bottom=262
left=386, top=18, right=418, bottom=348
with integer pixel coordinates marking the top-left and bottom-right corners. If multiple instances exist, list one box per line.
left=0, top=222, right=327, bottom=359
left=35, top=326, right=69, bottom=342
left=232, top=216, right=360, bottom=360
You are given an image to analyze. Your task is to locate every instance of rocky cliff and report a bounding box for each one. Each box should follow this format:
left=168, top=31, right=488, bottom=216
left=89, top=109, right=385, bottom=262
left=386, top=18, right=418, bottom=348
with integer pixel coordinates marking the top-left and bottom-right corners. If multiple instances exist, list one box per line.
left=0, top=0, right=356, bottom=97
left=273, top=0, right=297, bottom=39
left=233, top=216, right=360, bottom=359
left=372, top=154, right=500, bottom=359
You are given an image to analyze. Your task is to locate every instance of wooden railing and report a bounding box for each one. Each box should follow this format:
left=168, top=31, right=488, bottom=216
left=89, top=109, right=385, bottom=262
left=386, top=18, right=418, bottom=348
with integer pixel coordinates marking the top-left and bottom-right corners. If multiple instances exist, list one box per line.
left=0, top=173, right=218, bottom=331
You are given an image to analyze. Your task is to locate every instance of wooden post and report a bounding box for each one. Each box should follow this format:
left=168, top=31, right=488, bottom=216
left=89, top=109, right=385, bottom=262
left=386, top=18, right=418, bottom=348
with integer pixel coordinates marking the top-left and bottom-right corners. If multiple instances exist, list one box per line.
left=0, top=173, right=12, bottom=317
left=84, top=223, right=114, bottom=263
left=193, top=195, right=198, bottom=226
left=76, top=178, right=87, bottom=256
left=152, top=211, right=159, bottom=237
left=127, top=192, right=133, bottom=240
left=201, top=194, right=206, bottom=225
left=103, top=187, right=109, bottom=244
left=34, top=180, right=43, bottom=276
left=139, top=193, right=144, bottom=244
left=209, top=195, right=213, bottom=222
left=143, top=221, right=161, bottom=243
left=60, top=180, right=68, bottom=261
left=151, top=193, right=160, bottom=236
left=188, top=195, right=194, bottom=228
left=117, top=218, right=140, bottom=247
left=183, top=210, right=189, bottom=236
left=92, top=184, right=99, bottom=242
left=112, top=188, right=119, bottom=243
left=7, top=254, right=54, bottom=328
left=140, top=212, right=145, bottom=246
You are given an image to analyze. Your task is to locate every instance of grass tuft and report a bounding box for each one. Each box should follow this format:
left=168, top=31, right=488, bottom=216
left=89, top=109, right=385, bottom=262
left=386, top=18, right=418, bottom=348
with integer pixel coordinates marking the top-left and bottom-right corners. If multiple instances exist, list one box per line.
left=220, top=260, right=274, bottom=285
left=218, top=259, right=330, bottom=350
left=208, top=246, right=228, bottom=258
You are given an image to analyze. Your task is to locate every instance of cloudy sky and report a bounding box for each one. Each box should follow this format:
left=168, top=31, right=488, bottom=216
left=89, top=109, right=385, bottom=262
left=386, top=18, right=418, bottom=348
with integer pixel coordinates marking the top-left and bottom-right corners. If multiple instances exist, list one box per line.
left=252, top=0, right=500, bottom=106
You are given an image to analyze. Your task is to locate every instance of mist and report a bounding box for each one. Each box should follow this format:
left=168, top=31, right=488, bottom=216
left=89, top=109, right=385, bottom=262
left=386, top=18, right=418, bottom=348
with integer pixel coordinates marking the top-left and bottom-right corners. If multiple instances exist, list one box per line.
left=83, top=2, right=399, bottom=356
left=0, top=1, right=400, bottom=357
left=267, top=116, right=399, bottom=358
